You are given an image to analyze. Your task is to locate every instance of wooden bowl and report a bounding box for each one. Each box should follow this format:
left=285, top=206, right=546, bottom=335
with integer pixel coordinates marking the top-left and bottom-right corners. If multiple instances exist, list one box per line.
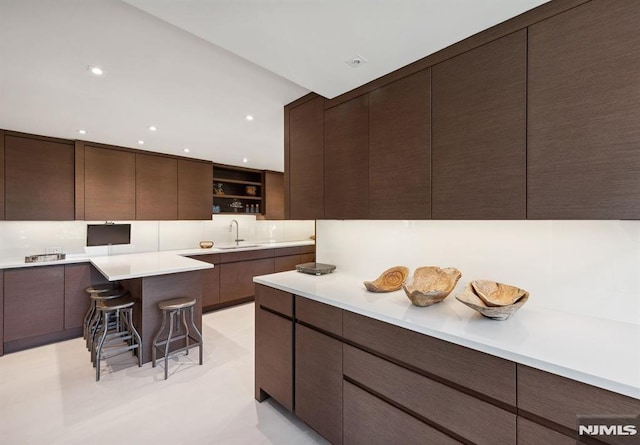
left=364, top=266, right=409, bottom=293
left=402, top=266, right=462, bottom=307
left=199, top=240, right=214, bottom=249
left=456, top=283, right=528, bottom=320
left=471, top=280, right=527, bottom=307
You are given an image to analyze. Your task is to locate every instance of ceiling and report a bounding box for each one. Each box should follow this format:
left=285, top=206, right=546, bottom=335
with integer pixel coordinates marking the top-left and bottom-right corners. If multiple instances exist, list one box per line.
left=0, top=0, right=549, bottom=172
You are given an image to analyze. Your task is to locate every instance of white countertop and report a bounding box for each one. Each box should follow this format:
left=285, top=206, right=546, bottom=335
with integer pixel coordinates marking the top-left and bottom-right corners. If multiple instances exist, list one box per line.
left=0, top=240, right=314, bottom=280
left=254, top=270, right=640, bottom=400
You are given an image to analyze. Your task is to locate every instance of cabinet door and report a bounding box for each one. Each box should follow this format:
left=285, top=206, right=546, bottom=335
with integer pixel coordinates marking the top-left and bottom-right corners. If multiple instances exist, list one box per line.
left=295, top=324, right=343, bottom=444
left=255, top=285, right=293, bottom=411
left=528, top=1, right=640, bottom=219
left=4, top=134, right=75, bottom=220
left=0, top=131, right=5, bottom=220
left=324, top=95, right=369, bottom=219
left=432, top=30, right=526, bottom=219
left=85, top=146, right=136, bottom=220
left=263, top=171, right=284, bottom=220
left=178, top=159, right=212, bottom=220
left=4, top=266, right=65, bottom=342
left=274, top=255, right=301, bottom=273
left=0, top=271, right=4, bottom=355
left=517, top=417, right=573, bottom=445
left=219, top=258, right=274, bottom=303
left=288, top=96, right=325, bottom=219
left=64, top=263, right=108, bottom=330
left=196, top=254, right=221, bottom=307
left=369, top=70, right=431, bottom=219
left=136, top=153, right=177, bottom=220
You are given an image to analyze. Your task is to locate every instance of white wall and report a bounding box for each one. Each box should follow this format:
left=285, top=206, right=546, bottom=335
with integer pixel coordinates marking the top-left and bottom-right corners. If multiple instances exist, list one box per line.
left=0, top=217, right=314, bottom=262
left=316, top=220, right=640, bottom=325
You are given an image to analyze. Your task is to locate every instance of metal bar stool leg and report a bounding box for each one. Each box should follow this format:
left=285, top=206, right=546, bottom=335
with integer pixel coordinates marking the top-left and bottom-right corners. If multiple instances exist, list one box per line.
left=94, top=311, right=109, bottom=381
left=152, top=310, right=167, bottom=368
left=182, top=308, right=190, bottom=355
left=164, top=311, right=175, bottom=380
left=188, top=306, right=204, bottom=365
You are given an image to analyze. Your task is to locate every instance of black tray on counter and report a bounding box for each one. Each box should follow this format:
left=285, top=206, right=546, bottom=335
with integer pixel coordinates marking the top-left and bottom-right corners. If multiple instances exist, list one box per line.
left=295, top=262, right=336, bottom=276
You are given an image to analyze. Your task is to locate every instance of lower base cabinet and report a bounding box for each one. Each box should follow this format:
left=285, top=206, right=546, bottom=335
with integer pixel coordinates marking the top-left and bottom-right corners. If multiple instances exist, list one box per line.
left=255, top=284, right=638, bottom=445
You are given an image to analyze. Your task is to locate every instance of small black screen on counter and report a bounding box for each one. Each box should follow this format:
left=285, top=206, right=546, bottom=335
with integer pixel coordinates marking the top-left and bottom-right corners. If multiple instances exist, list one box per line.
left=86, top=224, right=131, bottom=246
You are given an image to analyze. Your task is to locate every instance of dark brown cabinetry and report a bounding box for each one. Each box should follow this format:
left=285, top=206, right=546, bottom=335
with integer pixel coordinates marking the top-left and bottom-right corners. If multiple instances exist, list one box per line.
left=287, top=95, right=325, bottom=220
left=432, top=30, right=526, bottom=219
left=369, top=70, right=431, bottom=219
left=190, top=254, right=221, bottom=308
left=527, top=1, right=640, bottom=219
left=136, top=153, right=178, bottom=220
left=0, top=131, right=4, bottom=220
left=255, top=285, right=293, bottom=411
left=295, top=298, right=343, bottom=445
left=178, top=159, right=213, bottom=220
left=219, top=250, right=274, bottom=304
left=63, top=263, right=108, bottom=330
left=324, top=95, right=369, bottom=219
left=262, top=171, right=285, bottom=220
left=0, top=271, right=4, bottom=356
left=213, top=164, right=263, bottom=214
left=84, top=145, right=136, bottom=220
left=3, top=266, right=65, bottom=344
left=4, top=133, right=75, bottom=220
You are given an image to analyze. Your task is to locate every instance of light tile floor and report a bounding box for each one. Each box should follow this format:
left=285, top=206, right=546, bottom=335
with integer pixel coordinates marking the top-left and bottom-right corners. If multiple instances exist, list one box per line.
left=0, top=302, right=328, bottom=445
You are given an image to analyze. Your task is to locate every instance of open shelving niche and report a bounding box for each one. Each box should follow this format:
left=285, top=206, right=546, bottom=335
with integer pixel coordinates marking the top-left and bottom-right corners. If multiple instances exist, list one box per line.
left=212, top=164, right=264, bottom=214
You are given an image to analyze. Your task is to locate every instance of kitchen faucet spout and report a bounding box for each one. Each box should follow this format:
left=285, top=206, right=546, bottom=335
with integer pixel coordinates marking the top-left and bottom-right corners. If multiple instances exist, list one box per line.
left=229, top=219, right=244, bottom=246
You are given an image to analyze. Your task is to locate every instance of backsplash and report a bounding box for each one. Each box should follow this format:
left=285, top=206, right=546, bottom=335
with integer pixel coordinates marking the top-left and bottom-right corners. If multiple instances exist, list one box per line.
left=0, top=216, right=314, bottom=261
left=316, top=220, right=640, bottom=325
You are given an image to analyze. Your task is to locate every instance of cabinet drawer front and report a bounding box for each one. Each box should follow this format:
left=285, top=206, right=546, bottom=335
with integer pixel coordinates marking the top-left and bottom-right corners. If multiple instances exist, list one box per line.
left=344, top=381, right=460, bottom=445
left=257, top=308, right=293, bottom=411
left=518, top=365, right=640, bottom=432
left=295, top=324, right=343, bottom=445
left=299, top=253, right=315, bottom=264
left=295, top=296, right=342, bottom=336
left=219, top=258, right=274, bottom=303
left=191, top=254, right=220, bottom=265
left=274, top=255, right=301, bottom=273
left=273, top=247, right=301, bottom=258
left=255, top=284, right=292, bottom=318
left=219, top=249, right=274, bottom=264
left=343, top=344, right=515, bottom=445
left=299, top=245, right=315, bottom=255
left=517, top=417, right=573, bottom=445
left=343, top=311, right=516, bottom=406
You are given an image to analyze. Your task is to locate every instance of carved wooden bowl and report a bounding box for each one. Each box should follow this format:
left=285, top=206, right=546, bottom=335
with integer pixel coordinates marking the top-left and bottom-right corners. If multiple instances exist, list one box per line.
left=364, top=266, right=409, bottom=293
left=471, top=280, right=527, bottom=307
left=402, top=266, right=462, bottom=307
left=199, top=240, right=214, bottom=249
left=456, top=282, right=529, bottom=320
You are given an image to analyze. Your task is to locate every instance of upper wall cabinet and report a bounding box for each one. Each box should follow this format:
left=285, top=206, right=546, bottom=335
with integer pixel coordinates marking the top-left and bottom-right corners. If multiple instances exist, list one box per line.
left=287, top=96, right=325, bottom=220
left=369, top=70, right=431, bottom=220
left=178, top=159, right=213, bottom=220
left=263, top=171, right=285, bottom=220
left=324, top=95, right=369, bottom=219
left=84, top=145, right=136, bottom=221
left=528, top=0, right=640, bottom=219
left=4, top=132, right=75, bottom=220
left=432, top=30, right=526, bottom=219
left=136, top=153, right=178, bottom=220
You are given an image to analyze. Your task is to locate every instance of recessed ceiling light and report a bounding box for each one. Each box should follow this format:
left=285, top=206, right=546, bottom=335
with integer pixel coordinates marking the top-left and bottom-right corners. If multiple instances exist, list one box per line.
left=183, top=148, right=190, bottom=153
left=148, top=125, right=157, bottom=131
left=138, top=140, right=144, bottom=145
left=88, top=65, right=104, bottom=76
left=346, top=55, right=367, bottom=68
left=242, top=157, right=248, bottom=163
left=245, top=115, right=254, bottom=121
left=77, top=129, right=87, bottom=135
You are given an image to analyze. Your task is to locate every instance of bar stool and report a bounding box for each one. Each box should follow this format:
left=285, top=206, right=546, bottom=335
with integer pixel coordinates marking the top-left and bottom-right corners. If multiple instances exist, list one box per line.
left=82, top=283, right=121, bottom=341
left=86, top=287, right=129, bottom=352
left=92, top=296, right=142, bottom=381
left=152, top=297, right=203, bottom=380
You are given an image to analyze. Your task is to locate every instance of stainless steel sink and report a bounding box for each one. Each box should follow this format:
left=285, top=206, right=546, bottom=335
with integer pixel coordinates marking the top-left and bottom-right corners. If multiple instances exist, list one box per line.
left=217, top=245, right=259, bottom=250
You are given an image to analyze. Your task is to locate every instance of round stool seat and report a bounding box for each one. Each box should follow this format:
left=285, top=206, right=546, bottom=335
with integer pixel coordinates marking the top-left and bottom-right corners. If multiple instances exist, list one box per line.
left=97, top=297, right=135, bottom=311
left=91, top=288, right=128, bottom=301
left=85, top=283, right=120, bottom=295
left=158, top=297, right=196, bottom=311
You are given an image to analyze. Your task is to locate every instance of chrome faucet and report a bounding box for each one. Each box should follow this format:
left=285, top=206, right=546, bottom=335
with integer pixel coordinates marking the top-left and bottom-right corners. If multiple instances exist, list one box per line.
left=229, top=219, right=244, bottom=246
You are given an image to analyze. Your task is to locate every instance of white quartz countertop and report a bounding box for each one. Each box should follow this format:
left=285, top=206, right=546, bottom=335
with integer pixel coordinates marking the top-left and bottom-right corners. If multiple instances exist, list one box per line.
left=0, top=240, right=314, bottom=283
left=254, top=270, right=640, bottom=400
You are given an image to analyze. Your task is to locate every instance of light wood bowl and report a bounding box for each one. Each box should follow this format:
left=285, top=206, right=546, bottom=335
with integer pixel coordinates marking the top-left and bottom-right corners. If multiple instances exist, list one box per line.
left=402, top=266, right=462, bottom=307
left=456, top=282, right=528, bottom=320
left=199, top=240, right=214, bottom=249
left=364, top=266, right=409, bottom=293
left=471, top=280, right=527, bottom=307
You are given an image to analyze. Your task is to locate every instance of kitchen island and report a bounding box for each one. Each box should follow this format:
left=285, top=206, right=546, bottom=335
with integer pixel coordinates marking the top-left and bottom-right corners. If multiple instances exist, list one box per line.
left=254, top=270, right=640, bottom=445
